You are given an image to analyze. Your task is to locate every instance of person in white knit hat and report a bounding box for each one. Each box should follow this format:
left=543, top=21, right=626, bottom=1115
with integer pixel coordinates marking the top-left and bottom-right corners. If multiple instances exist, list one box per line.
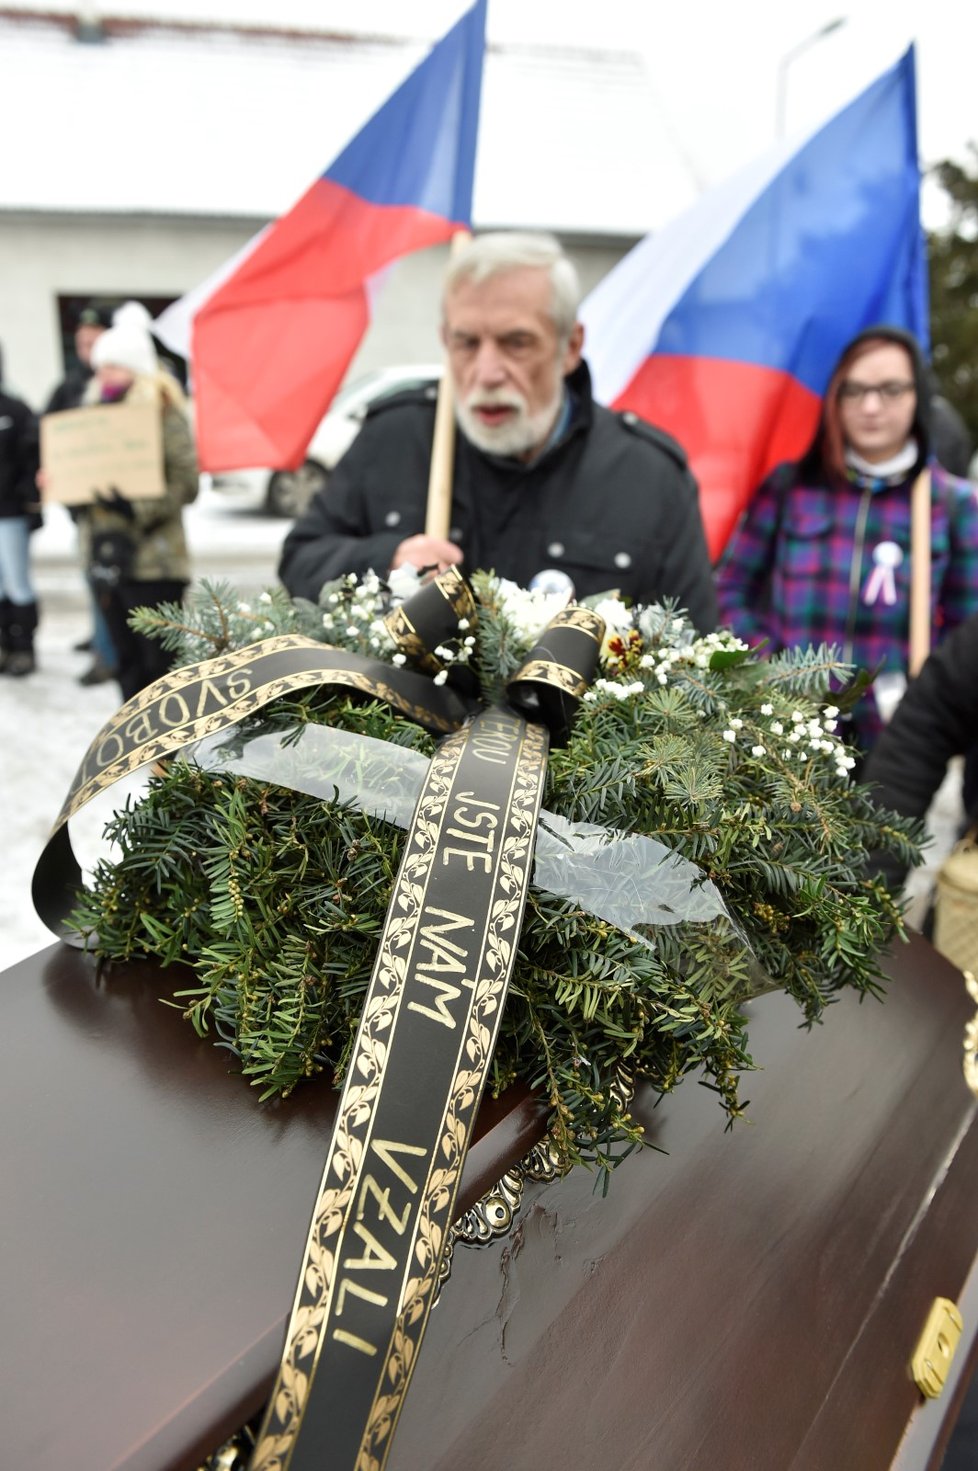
left=90, top=302, right=160, bottom=384
left=75, top=301, right=199, bottom=700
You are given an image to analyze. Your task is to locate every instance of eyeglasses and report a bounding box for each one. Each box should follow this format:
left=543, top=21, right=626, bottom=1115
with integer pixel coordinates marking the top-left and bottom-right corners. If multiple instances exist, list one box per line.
left=837, top=380, right=915, bottom=403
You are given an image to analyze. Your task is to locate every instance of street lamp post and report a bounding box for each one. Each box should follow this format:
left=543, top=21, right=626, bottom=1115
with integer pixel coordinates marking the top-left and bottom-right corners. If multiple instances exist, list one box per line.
left=775, top=17, right=847, bottom=138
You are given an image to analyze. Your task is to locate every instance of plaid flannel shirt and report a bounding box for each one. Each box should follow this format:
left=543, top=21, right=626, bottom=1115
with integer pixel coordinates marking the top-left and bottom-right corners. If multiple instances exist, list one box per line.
left=715, top=462, right=978, bottom=749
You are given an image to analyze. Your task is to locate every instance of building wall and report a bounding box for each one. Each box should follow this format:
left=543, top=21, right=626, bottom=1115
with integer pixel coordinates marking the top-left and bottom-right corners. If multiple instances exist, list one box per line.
left=0, top=210, right=634, bottom=419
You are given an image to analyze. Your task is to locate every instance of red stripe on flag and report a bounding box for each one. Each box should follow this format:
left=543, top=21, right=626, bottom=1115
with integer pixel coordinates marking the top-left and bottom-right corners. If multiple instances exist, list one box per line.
left=194, top=182, right=458, bottom=471
left=194, top=293, right=369, bottom=471
left=203, top=179, right=458, bottom=306
left=614, top=356, right=822, bottom=559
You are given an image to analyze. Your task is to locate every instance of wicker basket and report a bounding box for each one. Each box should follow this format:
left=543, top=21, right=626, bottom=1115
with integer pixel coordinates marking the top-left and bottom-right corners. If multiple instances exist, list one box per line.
left=933, top=828, right=978, bottom=978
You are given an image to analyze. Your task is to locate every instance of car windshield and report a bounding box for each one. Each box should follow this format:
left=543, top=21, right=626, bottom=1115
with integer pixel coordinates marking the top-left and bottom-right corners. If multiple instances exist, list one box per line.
left=330, top=372, right=387, bottom=412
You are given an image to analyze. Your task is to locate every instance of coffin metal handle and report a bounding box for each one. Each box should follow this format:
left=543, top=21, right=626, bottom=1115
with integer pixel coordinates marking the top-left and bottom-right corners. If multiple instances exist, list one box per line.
left=963, top=970, right=978, bottom=1099
left=911, top=1297, right=963, bottom=1398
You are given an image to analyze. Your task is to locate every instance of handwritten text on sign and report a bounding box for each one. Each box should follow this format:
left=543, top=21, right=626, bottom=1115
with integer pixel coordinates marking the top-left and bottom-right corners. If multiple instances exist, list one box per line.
left=40, top=401, right=165, bottom=506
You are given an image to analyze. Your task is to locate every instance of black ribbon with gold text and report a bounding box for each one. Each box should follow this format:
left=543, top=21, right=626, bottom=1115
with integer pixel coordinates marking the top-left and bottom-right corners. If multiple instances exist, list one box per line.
left=251, top=708, right=549, bottom=1470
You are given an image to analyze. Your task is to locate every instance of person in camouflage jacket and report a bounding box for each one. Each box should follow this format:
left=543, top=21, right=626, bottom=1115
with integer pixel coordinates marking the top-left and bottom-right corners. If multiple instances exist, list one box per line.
left=75, top=304, right=198, bottom=700
left=715, top=327, right=978, bottom=753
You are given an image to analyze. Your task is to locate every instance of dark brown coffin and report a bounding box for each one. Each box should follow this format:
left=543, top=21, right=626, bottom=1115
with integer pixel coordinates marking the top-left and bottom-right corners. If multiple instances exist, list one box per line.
left=2, top=933, right=977, bottom=1471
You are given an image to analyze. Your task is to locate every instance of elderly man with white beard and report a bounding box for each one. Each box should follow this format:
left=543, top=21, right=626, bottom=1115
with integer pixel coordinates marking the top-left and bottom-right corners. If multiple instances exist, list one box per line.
left=278, top=232, right=717, bottom=632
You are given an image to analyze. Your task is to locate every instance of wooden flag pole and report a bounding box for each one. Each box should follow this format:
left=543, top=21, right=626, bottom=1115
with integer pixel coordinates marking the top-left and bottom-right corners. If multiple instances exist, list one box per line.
left=425, top=230, right=471, bottom=540
left=908, top=467, right=932, bottom=678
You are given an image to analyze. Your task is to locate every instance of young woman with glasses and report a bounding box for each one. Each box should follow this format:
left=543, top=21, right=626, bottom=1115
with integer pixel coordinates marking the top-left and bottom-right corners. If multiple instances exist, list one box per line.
left=715, top=327, right=978, bottom=755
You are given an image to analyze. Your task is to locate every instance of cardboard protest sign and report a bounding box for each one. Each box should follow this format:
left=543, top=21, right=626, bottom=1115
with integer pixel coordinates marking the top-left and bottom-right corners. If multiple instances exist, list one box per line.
left=40, top=402, right=165, bottom=506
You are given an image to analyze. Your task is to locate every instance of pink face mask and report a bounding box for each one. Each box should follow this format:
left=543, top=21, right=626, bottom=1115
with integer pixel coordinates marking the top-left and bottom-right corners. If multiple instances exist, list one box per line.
left=99, top=382, right=129, bottom=403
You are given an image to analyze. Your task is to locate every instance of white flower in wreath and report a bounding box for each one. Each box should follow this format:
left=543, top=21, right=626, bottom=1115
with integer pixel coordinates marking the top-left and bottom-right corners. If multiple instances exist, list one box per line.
left=493, top=577, right=570, bottom=643
left=387, top=564, right=422, bottom=604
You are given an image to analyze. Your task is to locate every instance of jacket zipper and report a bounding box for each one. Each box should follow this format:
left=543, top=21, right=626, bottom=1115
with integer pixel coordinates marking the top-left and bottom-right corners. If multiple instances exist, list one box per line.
left=843, top=486, right=872, bottom=665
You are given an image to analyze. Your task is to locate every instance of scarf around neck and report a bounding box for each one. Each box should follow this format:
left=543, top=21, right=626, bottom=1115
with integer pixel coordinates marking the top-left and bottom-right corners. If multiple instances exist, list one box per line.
left=845, top=439, right=919, bottom=488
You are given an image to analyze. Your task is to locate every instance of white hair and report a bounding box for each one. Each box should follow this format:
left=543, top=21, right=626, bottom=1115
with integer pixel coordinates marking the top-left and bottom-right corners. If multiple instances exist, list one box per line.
left=443, top=232, right=581, bottom=342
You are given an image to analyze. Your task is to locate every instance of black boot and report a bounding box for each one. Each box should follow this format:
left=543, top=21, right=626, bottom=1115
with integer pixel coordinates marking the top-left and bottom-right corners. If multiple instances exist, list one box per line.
left=4, top=599, right=38, bottom=677
left=0, top=597, right=13, bottom=673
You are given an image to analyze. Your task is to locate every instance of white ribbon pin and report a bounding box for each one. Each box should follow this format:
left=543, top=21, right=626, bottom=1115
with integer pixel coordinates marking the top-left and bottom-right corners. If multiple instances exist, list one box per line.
left=863, top=540, right=903, bottom=606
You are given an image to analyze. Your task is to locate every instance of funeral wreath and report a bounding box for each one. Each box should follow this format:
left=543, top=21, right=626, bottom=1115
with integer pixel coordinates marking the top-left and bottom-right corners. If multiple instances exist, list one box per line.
left=68, top=569, right=922, bottom=1180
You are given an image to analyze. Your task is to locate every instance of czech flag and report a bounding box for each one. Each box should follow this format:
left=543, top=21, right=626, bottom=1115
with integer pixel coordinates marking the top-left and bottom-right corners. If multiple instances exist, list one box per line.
left=156, top=0, right=486, bottom=473
left=580, top=46, right=926, bottom=560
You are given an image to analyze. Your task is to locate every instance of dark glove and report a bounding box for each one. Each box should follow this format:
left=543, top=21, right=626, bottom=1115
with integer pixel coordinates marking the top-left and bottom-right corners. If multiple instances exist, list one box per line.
left=94, top=486, right=135, bottom=521
left=89, top=527, right=136, bottom=586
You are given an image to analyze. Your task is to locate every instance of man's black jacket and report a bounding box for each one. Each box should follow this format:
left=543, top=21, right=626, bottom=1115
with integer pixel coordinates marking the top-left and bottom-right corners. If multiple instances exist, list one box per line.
left=278, top=362, right=717, bottom=632
left=0, top=390, right=40, bottom=521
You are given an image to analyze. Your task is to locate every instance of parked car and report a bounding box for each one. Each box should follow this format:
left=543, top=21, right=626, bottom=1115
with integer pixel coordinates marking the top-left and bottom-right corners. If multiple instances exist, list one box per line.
left=203, top=363, right=444, bottom=517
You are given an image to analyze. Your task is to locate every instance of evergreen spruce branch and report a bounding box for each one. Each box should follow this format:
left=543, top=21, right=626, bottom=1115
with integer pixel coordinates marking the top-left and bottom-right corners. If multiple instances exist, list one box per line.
left=763, top=643, right=854, bottom=692
left=200, top=578, right=242, bottom=651
left=129, top=579, right=301, bottom=663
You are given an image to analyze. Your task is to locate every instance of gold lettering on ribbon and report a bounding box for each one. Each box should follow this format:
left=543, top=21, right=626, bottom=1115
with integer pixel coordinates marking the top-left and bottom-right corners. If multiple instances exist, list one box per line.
left=414, top=908, right=473, bottom=974
left=123, top=708, right=159, bottom=746
left=368, top=1139, right=426, bottom=1193
left=408, top=906, right=476, bottom=1029
left=441, top=792, right=501, bottom=874
left=72, top=662, right=261, bottom=795
left=451, top=794, right=500, bottom=830
left=468, top=712, right=521, bottom=766
left=191, top=674, right=236, bottom=718
left=94, top=731, right=125, bottom=769
left=343, top=1223, right=398, bottom=1273
left=356, top=1176, right=412, bottom=1237
left=157, top=691, right=191, bottom=729
left=331, top=1139, right=428, bottom=1357
left=224, top=666, right=254, bottom=701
